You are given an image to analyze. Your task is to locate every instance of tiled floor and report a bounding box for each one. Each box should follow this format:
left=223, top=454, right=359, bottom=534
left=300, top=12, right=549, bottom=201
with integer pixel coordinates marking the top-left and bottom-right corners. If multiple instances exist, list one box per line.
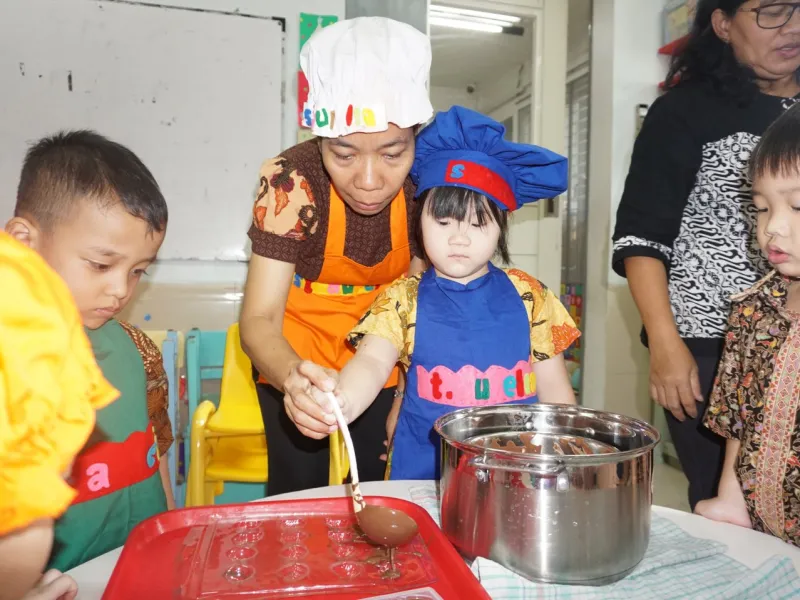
left=653, top=461, right=691, bottom=512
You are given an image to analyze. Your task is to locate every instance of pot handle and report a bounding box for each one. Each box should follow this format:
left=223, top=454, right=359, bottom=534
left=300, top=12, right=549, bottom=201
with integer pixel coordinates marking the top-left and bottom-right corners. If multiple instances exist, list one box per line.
left=468, top=455, right=565, bottom=476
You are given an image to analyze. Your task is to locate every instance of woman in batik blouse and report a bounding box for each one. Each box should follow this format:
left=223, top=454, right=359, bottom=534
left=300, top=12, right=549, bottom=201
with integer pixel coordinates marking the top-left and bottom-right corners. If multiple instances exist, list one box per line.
left=697, top=103, right=800, bottom=547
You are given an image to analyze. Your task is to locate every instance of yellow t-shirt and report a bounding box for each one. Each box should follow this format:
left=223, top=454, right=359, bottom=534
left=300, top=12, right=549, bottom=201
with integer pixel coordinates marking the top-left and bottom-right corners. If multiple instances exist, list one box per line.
left=0, top=233, right=118, bottom=536
left=348, top=267, right=580, bottom=366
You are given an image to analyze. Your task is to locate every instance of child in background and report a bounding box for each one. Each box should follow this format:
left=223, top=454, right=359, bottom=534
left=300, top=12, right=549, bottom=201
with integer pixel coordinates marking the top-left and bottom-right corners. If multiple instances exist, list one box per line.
left=5, top=130, right=174, bottom=571
left=289, top=106, right=580, bottom=479
left=696, top=103, right=800, bottom=546
left=0, top=232, right=118, bottom=600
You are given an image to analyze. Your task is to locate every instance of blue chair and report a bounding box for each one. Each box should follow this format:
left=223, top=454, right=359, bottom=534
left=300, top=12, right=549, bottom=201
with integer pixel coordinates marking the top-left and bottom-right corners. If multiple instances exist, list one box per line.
left=143, top=329, right=184, bottom=506
left=183, top=329, right=226, bottom=488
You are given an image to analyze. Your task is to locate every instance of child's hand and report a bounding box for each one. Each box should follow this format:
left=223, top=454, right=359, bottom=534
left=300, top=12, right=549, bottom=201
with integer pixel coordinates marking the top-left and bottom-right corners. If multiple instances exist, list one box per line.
left=324, top=388, right=360, bottom=425
left=380, top=440, right=389, bottom=463
left=22, top=570, right=78, bottom=600
left=380, top=392, right=402, bottom=461
left=695, top=494, right=752, bottom=529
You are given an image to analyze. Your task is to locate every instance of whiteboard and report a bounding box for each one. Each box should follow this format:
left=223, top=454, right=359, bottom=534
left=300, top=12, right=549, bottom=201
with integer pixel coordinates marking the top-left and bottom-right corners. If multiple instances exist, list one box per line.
left=0, top=0, right=283, bottom=260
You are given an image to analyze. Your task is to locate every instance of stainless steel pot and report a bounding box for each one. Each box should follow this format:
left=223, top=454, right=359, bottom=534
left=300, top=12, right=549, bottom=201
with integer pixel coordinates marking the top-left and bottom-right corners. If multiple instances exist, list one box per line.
left=434, top=404, right=660, bottom=586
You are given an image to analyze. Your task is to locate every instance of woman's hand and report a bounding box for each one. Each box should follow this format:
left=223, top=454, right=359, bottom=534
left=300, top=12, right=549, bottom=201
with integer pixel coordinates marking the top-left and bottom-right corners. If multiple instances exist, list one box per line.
left=286, top=336, right=400, bottom=442
left=22, top=570, right=78, bottom=600
left=648, top=335, right=702, bottom=421
left=623, top=257, right=702, bottom=421
left=282, top=360, right=339, bottom=439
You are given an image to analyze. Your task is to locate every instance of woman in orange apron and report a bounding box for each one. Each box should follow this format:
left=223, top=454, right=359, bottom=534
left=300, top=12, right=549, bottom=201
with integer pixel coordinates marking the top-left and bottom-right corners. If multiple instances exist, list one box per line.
left=240, top=17, right=433, bottom=495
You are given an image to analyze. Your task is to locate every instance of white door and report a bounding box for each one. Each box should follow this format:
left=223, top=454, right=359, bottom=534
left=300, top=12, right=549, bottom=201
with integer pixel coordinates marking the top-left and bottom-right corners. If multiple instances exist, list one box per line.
left=489, top=96, right=540, bottom=276
left=432, top=0, right=568, bottom=289
left=490, top=98, right=533, bottom=144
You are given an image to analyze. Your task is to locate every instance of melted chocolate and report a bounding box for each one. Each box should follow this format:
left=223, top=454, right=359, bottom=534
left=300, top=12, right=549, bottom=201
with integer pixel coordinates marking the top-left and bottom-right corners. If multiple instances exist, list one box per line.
left=488, top=435, right=542, bottom=454
left=480, top=432, right=617, bottom=456
left=356, top=505, right=419, bottom=548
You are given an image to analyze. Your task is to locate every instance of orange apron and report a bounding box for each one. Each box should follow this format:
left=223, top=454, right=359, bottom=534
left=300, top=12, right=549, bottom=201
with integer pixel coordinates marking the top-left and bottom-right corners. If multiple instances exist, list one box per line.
left=260, top=185, right=410, bottom=388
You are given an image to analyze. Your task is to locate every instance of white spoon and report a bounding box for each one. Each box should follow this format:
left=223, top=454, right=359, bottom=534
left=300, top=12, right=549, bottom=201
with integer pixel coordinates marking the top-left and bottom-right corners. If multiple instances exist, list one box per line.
left=324, top=391, right=365, bottom=512
left=324, top=392, right=419, bottom=568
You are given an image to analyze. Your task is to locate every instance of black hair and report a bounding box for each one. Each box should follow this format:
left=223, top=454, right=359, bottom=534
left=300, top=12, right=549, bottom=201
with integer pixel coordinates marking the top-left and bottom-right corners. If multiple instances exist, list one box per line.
left=415, top=186, right=510, bottom=264
left=749, top=102, right=800, bottom=181
left=15, top=130, right=168, bottom=233
left=666, top=0, right=759, bottom=101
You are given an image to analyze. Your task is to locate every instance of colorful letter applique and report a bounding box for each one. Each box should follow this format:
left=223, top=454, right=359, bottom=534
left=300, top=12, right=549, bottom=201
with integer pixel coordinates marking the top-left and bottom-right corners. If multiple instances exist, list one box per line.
left=69, top=427, right=161, bottom=504
left=417, top=360, right=536, bottom=406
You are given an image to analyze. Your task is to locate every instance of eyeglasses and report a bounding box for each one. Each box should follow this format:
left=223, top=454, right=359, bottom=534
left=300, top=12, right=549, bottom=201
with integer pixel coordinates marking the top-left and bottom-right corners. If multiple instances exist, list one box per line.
left=742, top=2, right=800, bottom=29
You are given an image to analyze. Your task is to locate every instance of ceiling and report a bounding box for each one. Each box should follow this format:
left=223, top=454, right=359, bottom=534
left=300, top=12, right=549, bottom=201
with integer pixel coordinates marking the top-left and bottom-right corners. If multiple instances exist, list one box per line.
left=430, top=19, right=532, bottom=89
left=430, top=0, right=592, bottom=90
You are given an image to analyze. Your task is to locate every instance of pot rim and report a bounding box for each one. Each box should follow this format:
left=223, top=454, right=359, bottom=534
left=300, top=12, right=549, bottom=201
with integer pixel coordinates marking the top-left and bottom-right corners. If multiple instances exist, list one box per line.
left=433, top=403, right=661, bottom=465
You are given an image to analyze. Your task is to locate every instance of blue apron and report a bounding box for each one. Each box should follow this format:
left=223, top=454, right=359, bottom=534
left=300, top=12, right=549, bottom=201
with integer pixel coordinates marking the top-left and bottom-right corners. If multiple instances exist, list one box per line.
left=389, top=264, right=538, bottom=480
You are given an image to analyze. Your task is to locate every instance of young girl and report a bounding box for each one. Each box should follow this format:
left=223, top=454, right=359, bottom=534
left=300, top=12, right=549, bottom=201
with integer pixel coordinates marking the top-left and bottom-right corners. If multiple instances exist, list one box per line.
left=0, top=232, right=118, bottom=599
left=291, top=106, right=579, bottom=480
left=696, top=103, right=800, bottom=546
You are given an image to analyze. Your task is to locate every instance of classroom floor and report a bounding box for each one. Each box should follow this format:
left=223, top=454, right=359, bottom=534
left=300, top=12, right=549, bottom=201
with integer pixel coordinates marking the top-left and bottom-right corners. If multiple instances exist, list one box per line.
left=653, top=462, right=690, bottom=512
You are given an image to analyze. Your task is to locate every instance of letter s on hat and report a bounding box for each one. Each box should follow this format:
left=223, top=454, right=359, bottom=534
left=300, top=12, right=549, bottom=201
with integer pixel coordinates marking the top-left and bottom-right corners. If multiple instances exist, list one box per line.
left=449, top=163, right=465, bottom=179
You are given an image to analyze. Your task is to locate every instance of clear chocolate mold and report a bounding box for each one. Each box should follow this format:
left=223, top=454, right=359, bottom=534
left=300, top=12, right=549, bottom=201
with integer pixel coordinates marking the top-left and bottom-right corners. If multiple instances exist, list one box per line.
left=331, top=561, right=365, bottom=580
left=329, top=543, right=358, bottom=559
left=279, top=530, right=309, bottom=544
left=233, top=520, right=262, bottom=533
left=278, top=562, right=310, bottom=582
left=324, top=516, right=354, bottom=529
left=232, top=530, right=264, bottom=546
left=279, top=544, right=309, bottom=560
left=226, top=547, right=257, bottom=561
left=224, top=564, right=255, bottom=582
left=327, top=529, right=357, bottom=543
left=279, top=518, right=306, bottom=529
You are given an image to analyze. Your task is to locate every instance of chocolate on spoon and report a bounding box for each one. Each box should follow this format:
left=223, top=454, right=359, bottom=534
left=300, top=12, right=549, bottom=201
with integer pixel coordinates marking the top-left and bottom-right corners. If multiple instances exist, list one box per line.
left=355, top=504, right=418, bottom=546
left=324, top=393, right=419, bottom=554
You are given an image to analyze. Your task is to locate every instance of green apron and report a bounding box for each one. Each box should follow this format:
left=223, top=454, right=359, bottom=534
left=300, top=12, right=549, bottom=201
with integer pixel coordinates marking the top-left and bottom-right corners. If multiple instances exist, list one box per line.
left=49, top=320, right=167, bottom=571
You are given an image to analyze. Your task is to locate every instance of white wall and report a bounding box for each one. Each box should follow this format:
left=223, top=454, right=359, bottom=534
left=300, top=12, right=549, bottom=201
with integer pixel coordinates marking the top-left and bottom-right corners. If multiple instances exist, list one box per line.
left=430, top=85, right=478, bottom=112
left=346, top=0, right=428, bottom=34
left=113, top=0, right=346, bottom=285
left=3, top=0, right=286, bottom=263
left=473, top=0, right=589, bottom=116
left=533, top=0, right=569, bottom=291
left=134, top=0, right=345, bottom=153
left=582, top=0, right=666, bottom=420
left=475, top=62, right=532, bottom=115
left=567, top=0, right=591, bottom=71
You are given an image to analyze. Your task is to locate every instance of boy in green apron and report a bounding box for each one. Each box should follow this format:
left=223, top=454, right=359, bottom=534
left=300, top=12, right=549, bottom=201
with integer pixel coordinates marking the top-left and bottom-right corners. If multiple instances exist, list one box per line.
left=5, top=130, right=175, bottom=571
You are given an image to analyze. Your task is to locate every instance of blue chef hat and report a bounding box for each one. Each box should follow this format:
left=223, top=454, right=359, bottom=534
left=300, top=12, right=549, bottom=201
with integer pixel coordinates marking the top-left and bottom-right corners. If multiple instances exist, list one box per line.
left=411, top=106, right=568, bottom=211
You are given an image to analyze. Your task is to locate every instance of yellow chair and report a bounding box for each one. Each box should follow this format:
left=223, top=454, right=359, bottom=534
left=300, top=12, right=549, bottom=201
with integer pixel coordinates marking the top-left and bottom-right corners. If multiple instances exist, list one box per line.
left=186, top=323, right=349, bottom=506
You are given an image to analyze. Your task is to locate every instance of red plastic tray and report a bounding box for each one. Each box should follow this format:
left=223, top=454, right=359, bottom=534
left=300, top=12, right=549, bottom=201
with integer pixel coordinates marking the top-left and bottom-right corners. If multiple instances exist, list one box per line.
left=102, top=496, right=489, bottom=599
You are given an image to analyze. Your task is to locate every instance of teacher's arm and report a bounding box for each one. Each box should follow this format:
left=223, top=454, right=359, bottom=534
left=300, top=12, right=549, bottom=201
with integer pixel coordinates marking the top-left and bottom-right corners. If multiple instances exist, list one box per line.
left=239, top=254, right=298, bottom=387
left=241, top=157, right=336, bottom=438
left=623, top=257, right=701, bottom=420
left=611, top=92, right=702, bottom=421
left=240, top=255, right=336, bottom=438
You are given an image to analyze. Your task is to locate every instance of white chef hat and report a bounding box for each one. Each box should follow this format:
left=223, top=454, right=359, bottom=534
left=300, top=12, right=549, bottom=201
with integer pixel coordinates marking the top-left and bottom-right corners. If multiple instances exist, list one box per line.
left=300, top=17, right=433, bottom=138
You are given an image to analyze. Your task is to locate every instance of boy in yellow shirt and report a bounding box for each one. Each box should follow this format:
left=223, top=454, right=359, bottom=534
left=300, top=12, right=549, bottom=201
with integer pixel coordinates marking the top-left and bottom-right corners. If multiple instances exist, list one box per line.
left=0, top=232, right=118, bottom=600
left=5, top=130, right=174, bottom=572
